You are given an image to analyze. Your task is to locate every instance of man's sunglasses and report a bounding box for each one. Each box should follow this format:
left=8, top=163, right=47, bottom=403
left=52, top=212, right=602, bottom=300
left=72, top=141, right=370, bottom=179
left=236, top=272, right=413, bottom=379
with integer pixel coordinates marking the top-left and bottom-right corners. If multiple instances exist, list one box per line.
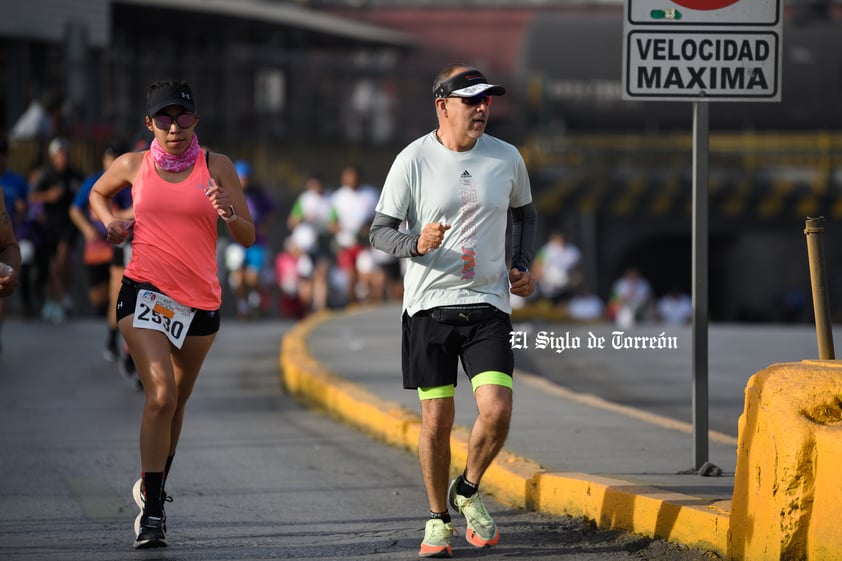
left=450, top=95, right=493, bottom=106
left=152, top=112, right=197, bottom=130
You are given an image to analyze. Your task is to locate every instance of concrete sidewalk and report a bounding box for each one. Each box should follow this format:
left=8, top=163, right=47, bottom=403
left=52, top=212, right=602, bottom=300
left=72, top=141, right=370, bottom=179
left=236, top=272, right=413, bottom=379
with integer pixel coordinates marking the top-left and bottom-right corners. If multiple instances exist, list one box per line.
left=280, top=304, right=737, bottom=558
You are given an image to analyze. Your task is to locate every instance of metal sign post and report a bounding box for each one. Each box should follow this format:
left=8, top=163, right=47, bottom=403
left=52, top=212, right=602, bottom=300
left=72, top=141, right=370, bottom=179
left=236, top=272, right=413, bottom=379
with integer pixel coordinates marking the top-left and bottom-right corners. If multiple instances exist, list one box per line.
left=622, top=0, right=782, bottom=470
left=692, top=101, right=709, bottom=468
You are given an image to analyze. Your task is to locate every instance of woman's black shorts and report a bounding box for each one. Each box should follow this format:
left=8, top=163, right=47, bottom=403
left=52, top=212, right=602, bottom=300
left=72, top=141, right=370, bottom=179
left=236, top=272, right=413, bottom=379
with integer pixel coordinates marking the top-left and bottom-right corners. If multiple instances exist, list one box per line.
left=116, top=276, right=220, bottom=336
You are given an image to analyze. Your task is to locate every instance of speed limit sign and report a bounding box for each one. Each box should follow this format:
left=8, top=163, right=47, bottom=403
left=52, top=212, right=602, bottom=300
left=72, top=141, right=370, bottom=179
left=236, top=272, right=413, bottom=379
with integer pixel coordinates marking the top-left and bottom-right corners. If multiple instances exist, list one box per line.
left=623, top=0, right=782, bottom=100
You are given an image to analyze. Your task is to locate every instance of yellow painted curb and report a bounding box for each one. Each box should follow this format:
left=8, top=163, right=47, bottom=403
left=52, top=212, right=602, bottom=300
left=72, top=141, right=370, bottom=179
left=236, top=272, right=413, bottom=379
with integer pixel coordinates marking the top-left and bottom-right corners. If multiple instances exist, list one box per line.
left=279, top=308, right=729, bottom=559
left=534, top=472, right=729, bottom=555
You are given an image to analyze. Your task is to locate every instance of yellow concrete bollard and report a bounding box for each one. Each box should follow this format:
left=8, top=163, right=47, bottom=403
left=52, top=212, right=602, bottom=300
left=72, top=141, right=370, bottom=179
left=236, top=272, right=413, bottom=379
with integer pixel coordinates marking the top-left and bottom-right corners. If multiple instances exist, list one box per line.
left=730, top=361, right=842, bottom=561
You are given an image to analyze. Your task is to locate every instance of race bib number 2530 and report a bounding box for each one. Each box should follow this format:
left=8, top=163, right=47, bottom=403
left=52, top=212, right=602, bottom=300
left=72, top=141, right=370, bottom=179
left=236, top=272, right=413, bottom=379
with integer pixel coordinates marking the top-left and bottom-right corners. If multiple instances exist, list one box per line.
left=132, top=290, right=196, bottom=349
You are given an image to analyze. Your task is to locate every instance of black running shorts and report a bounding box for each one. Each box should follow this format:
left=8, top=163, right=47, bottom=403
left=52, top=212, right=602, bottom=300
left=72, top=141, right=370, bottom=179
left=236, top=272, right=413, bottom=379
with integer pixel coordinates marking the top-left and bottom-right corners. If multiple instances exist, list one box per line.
left=116, top=276, right=220, bottom=336
left=401, top=305, right=514, bottom=390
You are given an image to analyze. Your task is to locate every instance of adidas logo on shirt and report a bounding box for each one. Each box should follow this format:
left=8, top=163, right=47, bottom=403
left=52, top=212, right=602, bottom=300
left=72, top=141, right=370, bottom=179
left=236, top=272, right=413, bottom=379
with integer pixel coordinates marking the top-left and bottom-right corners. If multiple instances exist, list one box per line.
left=461, top=170, right=472, bottom=178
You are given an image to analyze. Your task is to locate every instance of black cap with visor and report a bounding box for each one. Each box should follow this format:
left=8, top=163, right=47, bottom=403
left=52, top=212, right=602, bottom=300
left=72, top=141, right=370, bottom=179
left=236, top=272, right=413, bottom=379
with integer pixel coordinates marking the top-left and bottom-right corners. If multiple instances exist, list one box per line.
left=147, top=82, right=196, bottom=117
left=434, top=70, right=506, bottom=99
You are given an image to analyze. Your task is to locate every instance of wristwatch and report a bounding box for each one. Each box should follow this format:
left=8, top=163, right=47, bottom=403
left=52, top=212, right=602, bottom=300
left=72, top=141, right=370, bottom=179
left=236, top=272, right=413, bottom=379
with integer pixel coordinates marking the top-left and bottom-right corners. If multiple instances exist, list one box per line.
left=222, top=205, right=238, bottom=223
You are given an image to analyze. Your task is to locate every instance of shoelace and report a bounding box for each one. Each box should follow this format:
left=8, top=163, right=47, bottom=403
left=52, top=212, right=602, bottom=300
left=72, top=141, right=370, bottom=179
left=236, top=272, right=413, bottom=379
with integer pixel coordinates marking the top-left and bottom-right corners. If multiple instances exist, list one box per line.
left=138, top=481, right=175, bottom=505
left=141, top=494, right=174, bottom=509
left=462, top=496, right=493, bottom=529
left=430, top=522, right=458, bottom=540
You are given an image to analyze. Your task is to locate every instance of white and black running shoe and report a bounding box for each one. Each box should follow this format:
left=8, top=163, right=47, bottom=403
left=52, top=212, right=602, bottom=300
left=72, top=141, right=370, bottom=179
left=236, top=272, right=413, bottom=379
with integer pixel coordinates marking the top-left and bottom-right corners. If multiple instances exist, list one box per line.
left=134, top=515, right=167, bottom=549
left=132, top=478, right=172, bottom=535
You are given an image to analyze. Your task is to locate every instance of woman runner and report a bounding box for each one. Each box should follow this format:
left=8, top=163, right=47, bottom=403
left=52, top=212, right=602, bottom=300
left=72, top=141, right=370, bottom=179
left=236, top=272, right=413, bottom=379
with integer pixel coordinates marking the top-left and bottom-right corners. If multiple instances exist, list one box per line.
left=89, top=79, right=255, bottom=548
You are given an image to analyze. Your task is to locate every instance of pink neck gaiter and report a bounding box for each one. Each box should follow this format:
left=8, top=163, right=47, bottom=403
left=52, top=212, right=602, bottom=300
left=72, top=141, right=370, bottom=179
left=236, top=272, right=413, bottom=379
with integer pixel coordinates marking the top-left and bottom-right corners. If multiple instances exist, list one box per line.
left=149, top=135, right=201, bottom=173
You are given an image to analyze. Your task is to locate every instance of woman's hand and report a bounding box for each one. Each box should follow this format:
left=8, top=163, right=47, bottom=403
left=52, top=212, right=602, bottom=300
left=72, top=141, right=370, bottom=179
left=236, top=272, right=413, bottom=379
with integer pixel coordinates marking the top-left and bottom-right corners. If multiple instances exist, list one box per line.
left=204, top=178, right=236, bottom=221
left=0, top=263, right=18, bottom=298
left=106, top=219, right=134, bottom=244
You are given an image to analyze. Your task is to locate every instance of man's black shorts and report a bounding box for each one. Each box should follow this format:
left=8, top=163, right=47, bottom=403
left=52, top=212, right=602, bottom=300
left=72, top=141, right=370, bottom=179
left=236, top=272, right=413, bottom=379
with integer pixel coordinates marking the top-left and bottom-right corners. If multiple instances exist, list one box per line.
left=401, top=304, right=514, bottom=390
left=116, top=276, right=220, bottom=336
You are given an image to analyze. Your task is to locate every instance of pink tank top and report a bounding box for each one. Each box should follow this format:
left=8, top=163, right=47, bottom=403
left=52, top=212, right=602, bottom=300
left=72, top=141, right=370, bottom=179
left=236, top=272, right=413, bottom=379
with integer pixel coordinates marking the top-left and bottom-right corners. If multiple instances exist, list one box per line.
left=125, top=150, right=221, bottom=309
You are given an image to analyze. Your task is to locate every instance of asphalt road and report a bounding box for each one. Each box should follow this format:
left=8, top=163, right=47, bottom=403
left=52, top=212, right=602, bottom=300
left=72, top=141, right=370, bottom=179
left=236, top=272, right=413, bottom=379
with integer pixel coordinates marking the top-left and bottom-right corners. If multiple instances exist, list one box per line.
left=0, top=315, right=719, bottom=560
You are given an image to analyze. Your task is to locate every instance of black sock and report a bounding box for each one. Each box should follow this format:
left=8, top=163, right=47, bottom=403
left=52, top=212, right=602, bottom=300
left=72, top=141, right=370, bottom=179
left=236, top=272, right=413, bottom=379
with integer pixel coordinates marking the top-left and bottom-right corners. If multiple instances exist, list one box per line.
left=107, top=327, right=118, bottom=347
left=458, top=473, right=478, bottom=498
left=430, top=510, right=451, bottom=524
left=142, top=472, right=164, bottom=517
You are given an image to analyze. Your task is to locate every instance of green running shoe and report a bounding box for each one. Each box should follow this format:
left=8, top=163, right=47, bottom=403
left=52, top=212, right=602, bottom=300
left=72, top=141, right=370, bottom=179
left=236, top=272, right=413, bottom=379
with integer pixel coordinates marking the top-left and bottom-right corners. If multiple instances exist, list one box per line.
left=418, top=518, right=456, bottom=558
left=448, top=476, right=499, bottom=548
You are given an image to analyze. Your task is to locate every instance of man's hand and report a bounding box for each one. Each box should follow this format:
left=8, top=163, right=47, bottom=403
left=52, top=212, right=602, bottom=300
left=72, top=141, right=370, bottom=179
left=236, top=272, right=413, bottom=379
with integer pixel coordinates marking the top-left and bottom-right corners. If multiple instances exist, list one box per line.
left=509, top=267, right=536, bottom=298
left=416, top=221, right=451, bottom=255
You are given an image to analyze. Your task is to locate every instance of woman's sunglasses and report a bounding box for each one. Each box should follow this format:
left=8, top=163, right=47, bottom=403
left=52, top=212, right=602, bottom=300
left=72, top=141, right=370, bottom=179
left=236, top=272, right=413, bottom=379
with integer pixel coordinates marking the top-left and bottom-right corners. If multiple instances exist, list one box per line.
left=152, top=112, right=197, bottom=130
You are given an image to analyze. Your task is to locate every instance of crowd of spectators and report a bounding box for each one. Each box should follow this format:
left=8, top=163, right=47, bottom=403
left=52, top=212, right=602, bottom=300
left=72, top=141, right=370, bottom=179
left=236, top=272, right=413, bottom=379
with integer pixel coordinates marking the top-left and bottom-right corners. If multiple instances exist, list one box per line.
left=3, top=135, right=693, bottom=329
left=525, top=231, right=693, bottom=327
left=218, top=162, right=404, bottom=320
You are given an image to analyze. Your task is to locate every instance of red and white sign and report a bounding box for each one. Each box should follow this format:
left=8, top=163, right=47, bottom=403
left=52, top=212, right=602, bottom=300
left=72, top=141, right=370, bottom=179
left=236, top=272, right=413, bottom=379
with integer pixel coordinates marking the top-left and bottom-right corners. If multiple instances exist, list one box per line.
left=627, top=0, right=780, bottom=26
left=671, top=0, right=740, bottom=11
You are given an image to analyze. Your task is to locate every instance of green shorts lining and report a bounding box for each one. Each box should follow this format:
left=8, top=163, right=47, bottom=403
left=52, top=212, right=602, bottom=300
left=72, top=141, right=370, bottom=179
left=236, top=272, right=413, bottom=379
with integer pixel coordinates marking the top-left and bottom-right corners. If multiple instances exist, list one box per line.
left=417, top=384, right=456, bottom=400
left=470, top=371, right=513, bottom=392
